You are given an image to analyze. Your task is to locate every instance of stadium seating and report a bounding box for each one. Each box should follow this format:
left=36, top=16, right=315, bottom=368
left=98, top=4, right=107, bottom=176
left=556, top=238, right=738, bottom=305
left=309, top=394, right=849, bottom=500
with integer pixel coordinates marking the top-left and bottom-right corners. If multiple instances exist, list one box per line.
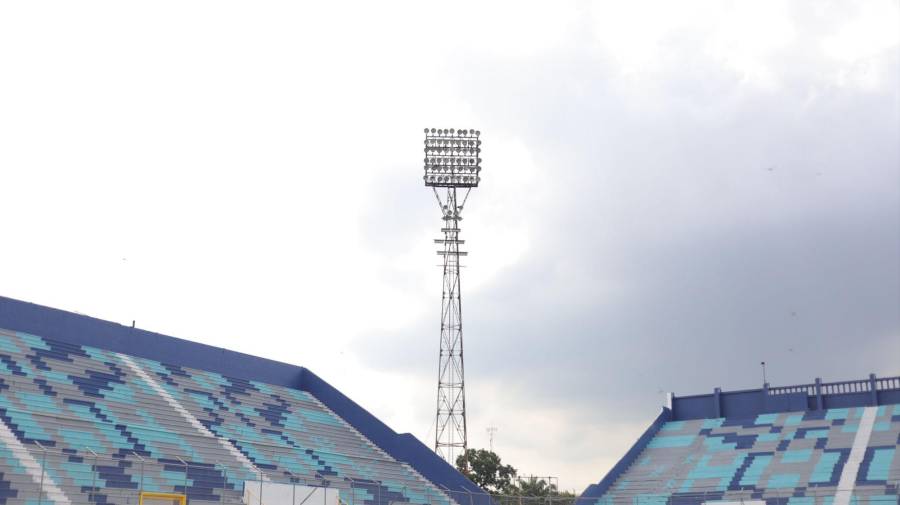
left=582, top=406, right=900, bottom=505
left=0, top=327, right=453, bottom=505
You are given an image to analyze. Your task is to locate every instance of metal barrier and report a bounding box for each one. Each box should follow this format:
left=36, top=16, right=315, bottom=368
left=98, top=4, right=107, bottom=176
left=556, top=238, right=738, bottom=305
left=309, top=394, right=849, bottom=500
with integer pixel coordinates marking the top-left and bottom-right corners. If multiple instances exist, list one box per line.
left=768, top=374, right=900, bottom=396
left=12, top=448, right=900, bottom=505
left=14, top=445, right=455, bottom=505
left=573, top=482, right=900, bottom=505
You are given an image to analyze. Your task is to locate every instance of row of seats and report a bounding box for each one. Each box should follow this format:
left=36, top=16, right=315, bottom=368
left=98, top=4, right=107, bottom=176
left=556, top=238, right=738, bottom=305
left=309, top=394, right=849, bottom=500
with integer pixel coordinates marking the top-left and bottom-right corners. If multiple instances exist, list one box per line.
left=586, top=406, right=900, bottom=505
left=0, top=328, right=453, bottom=505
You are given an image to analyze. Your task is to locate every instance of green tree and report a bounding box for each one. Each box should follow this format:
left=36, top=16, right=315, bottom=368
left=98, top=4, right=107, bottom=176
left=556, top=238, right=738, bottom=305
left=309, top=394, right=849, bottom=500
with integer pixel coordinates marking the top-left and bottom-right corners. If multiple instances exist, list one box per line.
left=455, top=449, right=518, bottom=494
left=516, top=478, right=575, bottom=497
left=515, top=476, right=554, bottom=497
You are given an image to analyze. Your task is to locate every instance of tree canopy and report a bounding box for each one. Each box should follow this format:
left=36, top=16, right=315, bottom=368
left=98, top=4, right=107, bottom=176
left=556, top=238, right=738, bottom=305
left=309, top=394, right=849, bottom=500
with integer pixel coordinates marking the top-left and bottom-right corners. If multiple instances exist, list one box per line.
left=455, top=448, right=574, bottom=497
left=456, top=448, right=518, bottom=494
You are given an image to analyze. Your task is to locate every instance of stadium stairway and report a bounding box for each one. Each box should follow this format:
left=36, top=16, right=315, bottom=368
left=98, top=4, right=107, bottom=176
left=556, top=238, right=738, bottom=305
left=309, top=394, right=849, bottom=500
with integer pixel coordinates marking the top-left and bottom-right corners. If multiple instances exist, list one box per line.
left=580, top=407, right=900, bottom=505
left=0, top=327, right=454, bottom=505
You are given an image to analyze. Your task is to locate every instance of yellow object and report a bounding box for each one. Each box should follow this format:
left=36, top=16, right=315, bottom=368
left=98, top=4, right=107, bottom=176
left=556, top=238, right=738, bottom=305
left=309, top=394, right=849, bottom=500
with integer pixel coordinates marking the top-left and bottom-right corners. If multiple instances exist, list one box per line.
left=139, top=492, right=187, bottom=505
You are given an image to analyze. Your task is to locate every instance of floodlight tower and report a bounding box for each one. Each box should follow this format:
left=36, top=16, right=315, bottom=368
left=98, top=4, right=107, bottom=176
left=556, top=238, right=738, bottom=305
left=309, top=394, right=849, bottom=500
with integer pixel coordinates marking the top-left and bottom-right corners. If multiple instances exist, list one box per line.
left=423, top=127, right=482, bottom=467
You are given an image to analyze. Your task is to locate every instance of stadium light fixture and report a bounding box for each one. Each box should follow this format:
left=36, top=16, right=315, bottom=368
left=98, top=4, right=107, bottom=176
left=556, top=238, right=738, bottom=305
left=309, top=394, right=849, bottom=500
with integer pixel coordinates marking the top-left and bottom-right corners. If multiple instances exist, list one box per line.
left=423, top=128, right=482, bottom=188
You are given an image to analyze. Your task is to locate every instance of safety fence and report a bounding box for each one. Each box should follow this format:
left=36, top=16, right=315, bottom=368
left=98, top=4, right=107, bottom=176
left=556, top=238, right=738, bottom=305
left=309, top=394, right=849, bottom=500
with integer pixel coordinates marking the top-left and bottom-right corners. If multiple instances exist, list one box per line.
left=768, top=374, right=900, bottom=396
left=10, top=444, right=900, bottom=505
left=571, top=480, right=900, bottom=505
left=11, top=445, right=452, bottom=505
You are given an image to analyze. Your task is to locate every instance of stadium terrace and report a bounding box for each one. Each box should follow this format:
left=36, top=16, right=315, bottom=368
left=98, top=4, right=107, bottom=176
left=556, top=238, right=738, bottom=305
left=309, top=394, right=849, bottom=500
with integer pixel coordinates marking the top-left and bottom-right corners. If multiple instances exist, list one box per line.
left=576, top=374, right=900, bottom=505
left=0, top=296, right=897, bottom=505
left=0, top=296, right=488, bottom=505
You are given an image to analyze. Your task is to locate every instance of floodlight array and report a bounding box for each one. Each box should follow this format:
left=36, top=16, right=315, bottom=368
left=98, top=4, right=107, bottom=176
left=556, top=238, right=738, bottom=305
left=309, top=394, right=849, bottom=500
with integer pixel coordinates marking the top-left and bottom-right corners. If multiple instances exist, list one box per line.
left=424, top=128, right=482, bottom=188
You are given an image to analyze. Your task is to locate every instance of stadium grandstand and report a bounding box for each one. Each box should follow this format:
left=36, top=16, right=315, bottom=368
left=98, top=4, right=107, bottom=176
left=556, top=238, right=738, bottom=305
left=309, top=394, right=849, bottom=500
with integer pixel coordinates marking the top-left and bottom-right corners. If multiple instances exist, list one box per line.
left=0, top=296, right=488, bottom=505
left=577, top=374, right=900, bottom=505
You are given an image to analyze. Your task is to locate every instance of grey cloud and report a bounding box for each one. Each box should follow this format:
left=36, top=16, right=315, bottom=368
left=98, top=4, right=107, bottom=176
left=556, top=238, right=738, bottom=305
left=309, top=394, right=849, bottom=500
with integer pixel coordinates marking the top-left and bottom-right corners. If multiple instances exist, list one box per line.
left=353, top=4, right=899, bottom=485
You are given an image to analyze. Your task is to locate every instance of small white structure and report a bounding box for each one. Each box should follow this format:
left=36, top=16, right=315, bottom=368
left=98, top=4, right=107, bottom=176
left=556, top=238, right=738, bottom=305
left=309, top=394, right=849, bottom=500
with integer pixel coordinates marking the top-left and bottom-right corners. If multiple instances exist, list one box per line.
left=244, top=481, right=340, bottom=505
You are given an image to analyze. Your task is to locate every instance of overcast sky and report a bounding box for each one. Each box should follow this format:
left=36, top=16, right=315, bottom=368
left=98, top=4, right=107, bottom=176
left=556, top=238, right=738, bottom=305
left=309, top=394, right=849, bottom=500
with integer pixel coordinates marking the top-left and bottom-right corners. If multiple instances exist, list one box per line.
left=1, top=0, right=898, bottom=493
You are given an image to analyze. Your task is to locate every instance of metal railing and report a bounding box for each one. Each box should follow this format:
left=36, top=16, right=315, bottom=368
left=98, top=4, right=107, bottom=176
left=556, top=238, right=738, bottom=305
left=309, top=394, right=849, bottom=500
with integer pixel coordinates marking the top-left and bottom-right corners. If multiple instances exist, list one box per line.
left=820, top=378, right=871, bottom=394
left=0, top=376, right=461, bottom=505
left=401, top=485, right=900, bottom=505
left=0, top=390, right=429, bottom=483
left=874, top=376, right=900, bottom=391
left=572, top=482, right=900, bottom=505
left=10, top=444, right=900, bottom=505
left=15, top=484, right=900, bottom=505
left=768, top=374, right=900, bottom=396
left=0, top=375, right=417, bottom=471
left=12, top=445, right=455, bottom=505
left=767, top=383, right=816, bottom=395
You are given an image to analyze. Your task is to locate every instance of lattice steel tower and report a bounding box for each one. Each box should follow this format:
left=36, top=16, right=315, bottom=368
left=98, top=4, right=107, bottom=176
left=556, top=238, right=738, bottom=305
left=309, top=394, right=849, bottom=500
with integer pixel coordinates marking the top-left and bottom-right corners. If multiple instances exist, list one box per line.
left=422, top=127, right=482, bottom=466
